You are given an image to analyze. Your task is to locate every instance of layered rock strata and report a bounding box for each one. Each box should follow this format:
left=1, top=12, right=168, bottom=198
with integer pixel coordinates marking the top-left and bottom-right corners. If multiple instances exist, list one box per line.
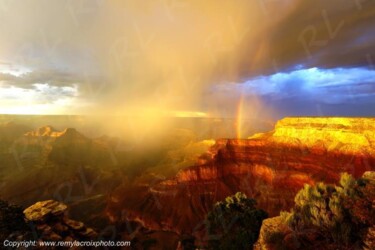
left=107, top=117, right=375, bottom=234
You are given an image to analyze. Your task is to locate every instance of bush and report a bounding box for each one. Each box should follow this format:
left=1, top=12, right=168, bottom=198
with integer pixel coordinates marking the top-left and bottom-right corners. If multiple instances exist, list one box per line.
left=206, top=192, right=268, bottom=250
left=264, top=230, right=289, bottom=250
left=282, top=172, right=375, bottom=248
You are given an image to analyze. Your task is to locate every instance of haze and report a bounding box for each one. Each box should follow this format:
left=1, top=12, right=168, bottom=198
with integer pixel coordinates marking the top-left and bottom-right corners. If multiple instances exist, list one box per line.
left=0, top=0, right=374, bottom=120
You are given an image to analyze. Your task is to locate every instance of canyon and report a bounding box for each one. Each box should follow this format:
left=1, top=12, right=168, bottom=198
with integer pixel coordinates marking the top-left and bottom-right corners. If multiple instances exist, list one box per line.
left=1, top=116, right=375, bottom=248
left=106, top=117, right=375, bottom=237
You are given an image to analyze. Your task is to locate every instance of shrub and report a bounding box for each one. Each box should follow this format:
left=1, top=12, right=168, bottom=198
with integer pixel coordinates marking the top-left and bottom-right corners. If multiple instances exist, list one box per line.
left=264, top=230, right=289, bottom=250
left=206, top=192, right=268, bottom=250
left=282, top=172, right=375, bottom=248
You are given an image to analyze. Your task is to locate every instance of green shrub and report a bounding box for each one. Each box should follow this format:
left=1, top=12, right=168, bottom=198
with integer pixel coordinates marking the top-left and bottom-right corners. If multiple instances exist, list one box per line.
left=206, top=192, right=268, bottom=250
left=284, top=172, right=375, bottom=248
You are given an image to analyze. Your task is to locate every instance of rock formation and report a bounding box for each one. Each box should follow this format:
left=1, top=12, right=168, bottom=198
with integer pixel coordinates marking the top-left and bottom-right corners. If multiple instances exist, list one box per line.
left=24, top=125, right=62, bottom=138
left=23, top=200, right=98, bottom=241
left=1, top=198, right=99, bottom=249
left=106, top=117, right=375, bottom=235
left=3, top=125, right=117, bottom=169
left=1, top=125, right=121, bottom=204
left=48, top=128, right=113, bottom=167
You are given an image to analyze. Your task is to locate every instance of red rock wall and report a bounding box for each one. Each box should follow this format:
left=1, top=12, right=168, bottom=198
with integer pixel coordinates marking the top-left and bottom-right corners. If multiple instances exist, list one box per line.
left=106, top=117, right=375, bottom=234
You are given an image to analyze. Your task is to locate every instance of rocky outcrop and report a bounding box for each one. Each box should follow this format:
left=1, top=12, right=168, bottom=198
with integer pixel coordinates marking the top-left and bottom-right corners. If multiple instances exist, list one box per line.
left=1, top=199, right=99, bottom=247
left=24, top=125, right=62, bottom=138
left=23, top=200, right=98, bottom=241
left=107, top=117, right=375, bottom=234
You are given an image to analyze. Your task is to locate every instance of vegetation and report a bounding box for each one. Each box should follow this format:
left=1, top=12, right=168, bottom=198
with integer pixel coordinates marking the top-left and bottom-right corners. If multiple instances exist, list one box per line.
left=266, top=172, right=375, bottom=249
left=206, top=192, right=268, bottom=250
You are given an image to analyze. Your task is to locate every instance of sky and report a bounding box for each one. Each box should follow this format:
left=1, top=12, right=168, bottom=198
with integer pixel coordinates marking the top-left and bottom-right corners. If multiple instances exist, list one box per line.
left=0, top=0, right=374, bottom=118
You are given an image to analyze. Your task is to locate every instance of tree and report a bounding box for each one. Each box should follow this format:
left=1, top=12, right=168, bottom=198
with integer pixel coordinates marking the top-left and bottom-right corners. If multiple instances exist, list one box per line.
left=206, top=192, right=268, bottom=250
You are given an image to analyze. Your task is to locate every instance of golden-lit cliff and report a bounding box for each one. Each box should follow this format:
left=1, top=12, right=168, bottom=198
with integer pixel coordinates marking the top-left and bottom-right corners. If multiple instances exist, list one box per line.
left=270, top=117, right=375, bottom=154
left=107, top=117, right=375, bottom=235
left=24, top=125, right=64, bottom=137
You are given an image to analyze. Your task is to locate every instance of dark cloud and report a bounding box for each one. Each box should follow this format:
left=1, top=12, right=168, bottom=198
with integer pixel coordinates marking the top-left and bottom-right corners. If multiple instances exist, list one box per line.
left=0, top=70, right=75, bottom=89
left=0, top=0, right=374, bottom=116
left=247, top=67, right=375, bottom=103
left=0, top=66, right=106, bottom=100
left=235, top=0, right=375, bottom=77
left=209, top=67, right=375, bottom=118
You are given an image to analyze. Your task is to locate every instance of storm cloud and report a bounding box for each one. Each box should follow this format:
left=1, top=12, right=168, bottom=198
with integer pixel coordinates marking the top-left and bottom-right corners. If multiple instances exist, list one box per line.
left=0, top=0, right=374, bottom=116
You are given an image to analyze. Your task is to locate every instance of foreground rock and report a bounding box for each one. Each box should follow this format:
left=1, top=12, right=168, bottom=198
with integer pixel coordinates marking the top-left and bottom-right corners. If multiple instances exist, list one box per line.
left=23, top=200, right=98, bottom=241
left=107, top=117, right=375, bottom=235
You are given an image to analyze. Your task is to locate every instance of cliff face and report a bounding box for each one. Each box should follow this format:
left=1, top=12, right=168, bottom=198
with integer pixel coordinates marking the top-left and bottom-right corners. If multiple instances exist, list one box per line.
left=271, top=117, right=375, bottom=154
left=107, top=117, right=375, bottom=234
